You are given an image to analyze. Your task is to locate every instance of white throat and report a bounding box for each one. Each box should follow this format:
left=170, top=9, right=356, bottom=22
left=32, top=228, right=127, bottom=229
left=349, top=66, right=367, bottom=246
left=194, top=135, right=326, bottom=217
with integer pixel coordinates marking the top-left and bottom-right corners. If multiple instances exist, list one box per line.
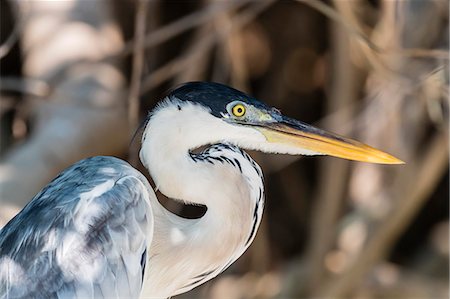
left=139, top=99, right=265, bottom=297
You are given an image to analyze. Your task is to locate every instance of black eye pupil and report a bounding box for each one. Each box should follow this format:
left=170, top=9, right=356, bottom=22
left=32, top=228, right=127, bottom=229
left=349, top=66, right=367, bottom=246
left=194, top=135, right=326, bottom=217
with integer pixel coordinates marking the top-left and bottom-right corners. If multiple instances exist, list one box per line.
left=237, top=108, right=242, bottom=113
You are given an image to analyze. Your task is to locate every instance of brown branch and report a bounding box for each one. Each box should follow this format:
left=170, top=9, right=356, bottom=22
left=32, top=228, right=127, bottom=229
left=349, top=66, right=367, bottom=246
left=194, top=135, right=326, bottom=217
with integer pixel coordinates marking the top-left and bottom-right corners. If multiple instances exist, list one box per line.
left=117, top=0, right=248, bottom=58
left=140, top=0, right=275, bottom=94
left=213, top=3, right=250, bottom=92
left=128, top=0, right=149, bottom=166
left=0, top=76, right=51, bottom=98
left=173, top=25, right=212, bottom=85
left=296, top=0, right=449, bottom=60
left=305, top=13, right=363, bottom=294
left=296, top=0, right=381, bottom=52
left=0, top=4, right=22, bottom=59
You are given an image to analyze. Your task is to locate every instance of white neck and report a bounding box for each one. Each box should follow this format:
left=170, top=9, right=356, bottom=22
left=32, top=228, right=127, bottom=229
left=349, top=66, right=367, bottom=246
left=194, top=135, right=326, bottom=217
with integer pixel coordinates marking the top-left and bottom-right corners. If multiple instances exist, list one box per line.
left=139, top=101, right=264, bottom=298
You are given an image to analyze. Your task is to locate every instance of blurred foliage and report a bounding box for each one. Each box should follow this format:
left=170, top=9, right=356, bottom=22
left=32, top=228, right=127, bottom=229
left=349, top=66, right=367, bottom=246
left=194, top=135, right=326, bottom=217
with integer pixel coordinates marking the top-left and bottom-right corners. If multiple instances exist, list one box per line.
left=0, top=0, right=448, bottom=298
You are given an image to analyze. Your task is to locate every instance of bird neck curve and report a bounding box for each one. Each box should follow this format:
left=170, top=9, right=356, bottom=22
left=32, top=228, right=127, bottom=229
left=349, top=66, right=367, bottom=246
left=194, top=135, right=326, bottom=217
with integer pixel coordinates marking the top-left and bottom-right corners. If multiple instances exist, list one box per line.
left=139, top=103, right=265, bottom=296
left=139, top=99, right=254, bottom=207
left=141, top=141, right=265, bottom=297
left=140, top=100, right=265, bottom=227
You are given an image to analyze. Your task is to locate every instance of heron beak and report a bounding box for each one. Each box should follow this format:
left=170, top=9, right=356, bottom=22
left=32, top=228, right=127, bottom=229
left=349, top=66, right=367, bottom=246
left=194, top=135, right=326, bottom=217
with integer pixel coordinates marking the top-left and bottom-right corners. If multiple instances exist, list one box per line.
left=255, top=116, right=404, bottom=164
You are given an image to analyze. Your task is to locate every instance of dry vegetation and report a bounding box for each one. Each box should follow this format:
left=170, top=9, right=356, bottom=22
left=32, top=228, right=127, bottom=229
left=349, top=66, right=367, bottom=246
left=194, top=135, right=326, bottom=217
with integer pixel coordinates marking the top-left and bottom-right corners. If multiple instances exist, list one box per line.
left=0, top=1, right=448, bottom=298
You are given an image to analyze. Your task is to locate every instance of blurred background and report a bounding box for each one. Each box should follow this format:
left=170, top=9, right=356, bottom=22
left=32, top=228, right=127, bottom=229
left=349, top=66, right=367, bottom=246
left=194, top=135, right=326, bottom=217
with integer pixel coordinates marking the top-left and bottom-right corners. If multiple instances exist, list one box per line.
left=0, top=0, right=448, bottom=298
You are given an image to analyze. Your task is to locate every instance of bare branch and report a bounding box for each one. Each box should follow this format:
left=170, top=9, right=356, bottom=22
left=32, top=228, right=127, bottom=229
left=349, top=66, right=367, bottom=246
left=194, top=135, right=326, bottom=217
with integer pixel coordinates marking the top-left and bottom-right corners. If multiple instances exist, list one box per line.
left=0, top=76, right=51, bottom=98
left=140, top=0, right=275, bottom=94
left=127, top=0, right=150, bottom=167
left=118, top=0, right=249, bottom=58
left=296, top=0, right=449, bottom=60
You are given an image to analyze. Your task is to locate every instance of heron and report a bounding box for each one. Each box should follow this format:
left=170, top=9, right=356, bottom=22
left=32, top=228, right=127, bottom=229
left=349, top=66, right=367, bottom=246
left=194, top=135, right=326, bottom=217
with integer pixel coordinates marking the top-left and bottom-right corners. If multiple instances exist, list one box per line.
left=0, top=82, right=402, bottom=299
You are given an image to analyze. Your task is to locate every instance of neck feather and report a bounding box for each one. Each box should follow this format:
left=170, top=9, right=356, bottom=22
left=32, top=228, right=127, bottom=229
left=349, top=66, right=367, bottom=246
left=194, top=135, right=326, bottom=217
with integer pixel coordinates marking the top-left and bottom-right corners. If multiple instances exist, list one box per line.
left=139, top=103, right=264, bottom=297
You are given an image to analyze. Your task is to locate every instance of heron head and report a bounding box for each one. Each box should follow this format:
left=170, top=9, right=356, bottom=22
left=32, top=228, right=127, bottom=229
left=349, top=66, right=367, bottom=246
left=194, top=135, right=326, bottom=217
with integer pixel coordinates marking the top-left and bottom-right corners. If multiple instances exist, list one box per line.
left=143, top=82, right=403, bottom=164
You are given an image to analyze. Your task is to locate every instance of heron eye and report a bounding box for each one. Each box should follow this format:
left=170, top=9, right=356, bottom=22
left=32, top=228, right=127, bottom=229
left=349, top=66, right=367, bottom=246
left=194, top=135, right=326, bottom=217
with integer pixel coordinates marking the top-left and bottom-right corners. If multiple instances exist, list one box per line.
left=232, top=104, right=246, bottom=117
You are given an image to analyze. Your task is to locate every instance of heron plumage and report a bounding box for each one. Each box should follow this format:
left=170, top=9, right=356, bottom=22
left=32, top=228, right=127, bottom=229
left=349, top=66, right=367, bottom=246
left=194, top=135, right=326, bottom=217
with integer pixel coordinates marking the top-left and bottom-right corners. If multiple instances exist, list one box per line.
left=0, top=157, right=153, bottom=299
left=0, top=82, right=401, bottom=299
left=0, top=98, right=267, bottom=298
left=141, top=140, right=264, bottom=297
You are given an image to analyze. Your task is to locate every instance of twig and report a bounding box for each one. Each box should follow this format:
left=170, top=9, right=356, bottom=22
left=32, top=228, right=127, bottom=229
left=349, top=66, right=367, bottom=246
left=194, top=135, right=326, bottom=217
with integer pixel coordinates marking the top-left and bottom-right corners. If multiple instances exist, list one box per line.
left=306, top=17, right=362, bottom=294
left=213, top=2, right=250, bottom=92
left=117, top=0, right=248, bottom=58
left=0, top=76, right=51, bottom=98
left=173, top=23, right=213, bottom=84
left=295, top=0, right=449, bottom=60
left=128, top=0, right=149, bottom=165
left=140, top=0, right=275, bottom=94
left=0, top=7, right=22, bottom=59
left=296, top=0, right=381, bottom=52
left=140, top=46, right=199, bottom=93
left=390, top=48, right=449, bottom=60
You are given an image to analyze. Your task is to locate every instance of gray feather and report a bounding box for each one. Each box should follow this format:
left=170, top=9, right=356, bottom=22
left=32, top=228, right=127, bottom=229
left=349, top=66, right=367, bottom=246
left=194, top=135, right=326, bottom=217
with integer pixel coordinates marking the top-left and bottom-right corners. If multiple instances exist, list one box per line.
left=0, top=156, right=153, bottom=299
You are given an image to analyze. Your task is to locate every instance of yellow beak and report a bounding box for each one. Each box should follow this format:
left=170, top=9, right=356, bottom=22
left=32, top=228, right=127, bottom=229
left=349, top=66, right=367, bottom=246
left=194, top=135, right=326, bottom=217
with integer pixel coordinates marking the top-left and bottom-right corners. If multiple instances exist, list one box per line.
left=256, top=120, right=404, bottom=164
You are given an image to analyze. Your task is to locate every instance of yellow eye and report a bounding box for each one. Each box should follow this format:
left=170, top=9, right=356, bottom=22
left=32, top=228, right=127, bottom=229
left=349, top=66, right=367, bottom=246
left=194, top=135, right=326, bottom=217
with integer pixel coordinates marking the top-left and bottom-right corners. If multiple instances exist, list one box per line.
left=232, top=103, right=246, bottom=117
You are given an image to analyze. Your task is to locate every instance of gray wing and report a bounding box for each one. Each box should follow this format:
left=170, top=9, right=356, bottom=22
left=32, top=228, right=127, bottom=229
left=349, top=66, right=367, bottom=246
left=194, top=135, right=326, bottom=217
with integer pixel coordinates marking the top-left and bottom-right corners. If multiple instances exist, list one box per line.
left=0, top=156, right=154, bottom=299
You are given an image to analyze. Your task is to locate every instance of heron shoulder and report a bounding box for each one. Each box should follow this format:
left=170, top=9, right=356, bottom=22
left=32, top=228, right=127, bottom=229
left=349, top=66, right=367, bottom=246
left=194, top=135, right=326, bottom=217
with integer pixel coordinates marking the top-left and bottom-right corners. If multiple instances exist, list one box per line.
left=0, top=156, right=154, bottom=299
